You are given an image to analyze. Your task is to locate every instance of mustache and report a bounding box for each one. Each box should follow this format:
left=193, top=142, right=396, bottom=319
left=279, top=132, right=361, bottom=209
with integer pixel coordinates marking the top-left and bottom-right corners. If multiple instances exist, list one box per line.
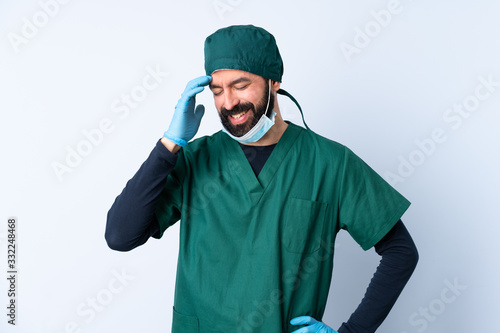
left=220, top=102, right=255, bottom=117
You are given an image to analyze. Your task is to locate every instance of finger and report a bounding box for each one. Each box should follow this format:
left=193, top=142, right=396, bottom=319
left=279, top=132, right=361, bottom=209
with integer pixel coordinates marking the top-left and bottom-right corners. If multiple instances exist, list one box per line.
left=185, top=76, right=212, bottom=91
left=181, top=83, right=211, bottom=103
left=194, top=104, right=205, bottom=121
left=290, top=316, right=318, bottom=326
left=290, top=326, right=316, bottom=333
left=180, top=76, right=212, bottom=102
left=181, top=86, right=205, bottom=101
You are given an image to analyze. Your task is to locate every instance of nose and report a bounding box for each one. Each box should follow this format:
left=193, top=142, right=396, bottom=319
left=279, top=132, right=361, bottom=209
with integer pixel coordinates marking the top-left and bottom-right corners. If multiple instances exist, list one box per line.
left=222, top=89, right=240, bottom=111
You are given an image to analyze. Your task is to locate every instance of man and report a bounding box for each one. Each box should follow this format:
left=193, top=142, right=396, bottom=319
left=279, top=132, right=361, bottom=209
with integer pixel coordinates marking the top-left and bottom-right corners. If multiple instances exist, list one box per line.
left=106, top=25, right=418, bottom=332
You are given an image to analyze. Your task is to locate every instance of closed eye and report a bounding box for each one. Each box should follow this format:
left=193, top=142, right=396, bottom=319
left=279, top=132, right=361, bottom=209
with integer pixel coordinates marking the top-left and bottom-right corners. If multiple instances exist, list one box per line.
left=235, top=84, right=249, bottom=91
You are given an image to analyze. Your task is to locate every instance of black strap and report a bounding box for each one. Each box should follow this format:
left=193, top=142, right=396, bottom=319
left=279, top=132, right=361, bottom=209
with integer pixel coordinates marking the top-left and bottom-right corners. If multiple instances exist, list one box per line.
left=277, top=88, right=310, bottom=130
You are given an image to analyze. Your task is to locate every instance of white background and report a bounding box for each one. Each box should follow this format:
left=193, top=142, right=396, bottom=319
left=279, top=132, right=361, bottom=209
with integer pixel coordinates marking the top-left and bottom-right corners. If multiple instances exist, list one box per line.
left=1, top=0, right=499, bottom=332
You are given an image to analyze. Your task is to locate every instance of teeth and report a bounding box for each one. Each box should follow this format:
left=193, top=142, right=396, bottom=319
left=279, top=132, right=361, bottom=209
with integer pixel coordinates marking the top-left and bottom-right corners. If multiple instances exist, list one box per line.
left=231, top=111, right=247, bottom=119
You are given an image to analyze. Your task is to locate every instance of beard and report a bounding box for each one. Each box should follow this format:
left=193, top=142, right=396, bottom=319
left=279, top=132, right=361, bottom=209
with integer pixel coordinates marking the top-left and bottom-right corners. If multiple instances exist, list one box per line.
left=219, top=81, right=275, bottom=137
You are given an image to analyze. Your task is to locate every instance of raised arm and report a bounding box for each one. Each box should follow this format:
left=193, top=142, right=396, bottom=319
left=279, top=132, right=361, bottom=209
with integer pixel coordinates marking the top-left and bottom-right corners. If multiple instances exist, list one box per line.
left=105, top=141, right=178, bottom=251
left=105, top=76, right=212, bottom=251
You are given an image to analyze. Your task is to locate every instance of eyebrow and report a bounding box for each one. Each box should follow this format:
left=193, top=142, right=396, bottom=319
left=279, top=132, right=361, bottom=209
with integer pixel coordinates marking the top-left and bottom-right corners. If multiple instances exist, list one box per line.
left=209, top=77, right=252, bottom=90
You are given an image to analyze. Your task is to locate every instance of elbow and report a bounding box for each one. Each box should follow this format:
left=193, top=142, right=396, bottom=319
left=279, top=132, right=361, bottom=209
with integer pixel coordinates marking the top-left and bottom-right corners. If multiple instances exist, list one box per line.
left=105, top=208, right=136, bottom=252
left=404, top=242, right=419, bottom=279
left=411, top=244, right=419, bottom=270
left=105, top=219, right=136, bottom=252
left=105, top=208, right=156, bottom=252
left=105, top=230, right=134, bottom=252
left=104, top=222, right=150, bottom=252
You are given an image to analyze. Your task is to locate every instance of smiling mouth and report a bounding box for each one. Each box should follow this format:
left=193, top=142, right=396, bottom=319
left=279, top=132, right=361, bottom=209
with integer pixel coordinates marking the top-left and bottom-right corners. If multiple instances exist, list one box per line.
left=227, top=109, right=252, bottom=126
left=231, top=110, right=248, bottom=119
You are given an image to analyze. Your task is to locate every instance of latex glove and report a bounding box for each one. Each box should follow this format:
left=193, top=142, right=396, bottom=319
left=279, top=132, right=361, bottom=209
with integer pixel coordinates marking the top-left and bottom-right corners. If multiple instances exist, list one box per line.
left=290, top=316, right=338, bottom=333
left=163, top=76, right=212, bottom=147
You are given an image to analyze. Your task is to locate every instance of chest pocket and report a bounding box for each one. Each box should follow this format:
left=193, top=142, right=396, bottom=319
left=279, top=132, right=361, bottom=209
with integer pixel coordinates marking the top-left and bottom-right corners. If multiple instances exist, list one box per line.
left=283, top=198, right=328, bottom=253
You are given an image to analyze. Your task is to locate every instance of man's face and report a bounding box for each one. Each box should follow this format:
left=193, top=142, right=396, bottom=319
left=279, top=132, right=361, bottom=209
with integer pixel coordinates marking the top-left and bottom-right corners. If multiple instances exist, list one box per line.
left=209, top=70, right=273, bottom=137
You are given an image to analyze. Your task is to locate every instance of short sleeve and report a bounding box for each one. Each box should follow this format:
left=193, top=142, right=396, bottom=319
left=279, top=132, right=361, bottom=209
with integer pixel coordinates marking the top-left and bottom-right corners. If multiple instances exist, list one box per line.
left=338, top=147, right=410, bottom=250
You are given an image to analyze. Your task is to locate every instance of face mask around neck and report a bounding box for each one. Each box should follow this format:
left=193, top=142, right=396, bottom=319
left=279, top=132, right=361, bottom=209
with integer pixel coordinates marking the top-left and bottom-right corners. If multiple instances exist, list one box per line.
left=222, top=110, right=276, bottom=143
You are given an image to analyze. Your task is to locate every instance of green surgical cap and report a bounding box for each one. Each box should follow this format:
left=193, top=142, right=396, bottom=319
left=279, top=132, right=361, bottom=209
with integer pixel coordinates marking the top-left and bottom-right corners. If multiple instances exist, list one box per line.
left=204, top=25, right=284, bottom=82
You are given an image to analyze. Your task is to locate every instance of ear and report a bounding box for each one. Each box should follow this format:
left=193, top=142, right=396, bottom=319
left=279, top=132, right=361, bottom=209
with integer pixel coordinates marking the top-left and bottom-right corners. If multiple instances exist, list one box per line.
left=271, top=80, right=281, bottom=92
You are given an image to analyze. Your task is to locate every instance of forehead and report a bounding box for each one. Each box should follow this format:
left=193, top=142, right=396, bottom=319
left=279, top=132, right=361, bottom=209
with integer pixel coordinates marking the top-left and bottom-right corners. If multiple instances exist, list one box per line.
left=210, top=69, right=263, bottom=85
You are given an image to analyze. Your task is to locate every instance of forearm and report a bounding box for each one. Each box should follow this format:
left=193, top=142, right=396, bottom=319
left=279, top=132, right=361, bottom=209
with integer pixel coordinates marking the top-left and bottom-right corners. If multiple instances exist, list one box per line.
left=105, top=139, right=178, bottom=251
left=161, top=136, right=181, bottom=154
left=338, top=221, right=419, bottom=333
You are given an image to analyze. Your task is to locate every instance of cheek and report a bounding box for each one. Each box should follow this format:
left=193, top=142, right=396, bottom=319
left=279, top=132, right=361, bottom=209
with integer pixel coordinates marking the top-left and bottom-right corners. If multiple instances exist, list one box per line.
left=242, top=89, right=261, bottom=102
left=238, top=91, right=262, bottom=108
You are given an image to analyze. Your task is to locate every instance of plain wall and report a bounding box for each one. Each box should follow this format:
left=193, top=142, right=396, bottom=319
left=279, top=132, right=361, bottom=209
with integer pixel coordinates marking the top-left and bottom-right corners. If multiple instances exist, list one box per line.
left=1, top=0, right=499, bottom=332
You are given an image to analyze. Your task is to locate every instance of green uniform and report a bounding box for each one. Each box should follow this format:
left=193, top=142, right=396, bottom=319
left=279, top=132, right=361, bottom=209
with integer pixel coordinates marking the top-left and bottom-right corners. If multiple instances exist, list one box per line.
left=154, top=122, right=410, bottom=333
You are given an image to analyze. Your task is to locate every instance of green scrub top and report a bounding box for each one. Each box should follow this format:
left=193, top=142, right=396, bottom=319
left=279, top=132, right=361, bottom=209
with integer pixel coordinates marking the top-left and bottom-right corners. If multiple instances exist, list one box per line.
left=154, top=122, right=410, bottom=333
